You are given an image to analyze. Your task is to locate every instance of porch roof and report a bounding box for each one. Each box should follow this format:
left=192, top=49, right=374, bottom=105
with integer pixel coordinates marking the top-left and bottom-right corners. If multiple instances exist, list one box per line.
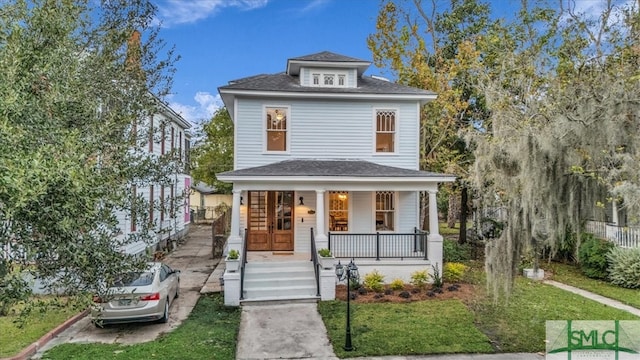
left=217, top=159, right=456, bottom=184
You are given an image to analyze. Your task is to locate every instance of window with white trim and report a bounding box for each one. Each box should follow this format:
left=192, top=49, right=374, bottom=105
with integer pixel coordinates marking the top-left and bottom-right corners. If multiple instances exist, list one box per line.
left=375, top=191, right=395, bottom=231
left=375, top=109, right=396, bottom=153
left=265, top=107, right=288, bottom=152
left=329, top=191, right=349, bottom=232
left=308, top=70, right=348, bottom=88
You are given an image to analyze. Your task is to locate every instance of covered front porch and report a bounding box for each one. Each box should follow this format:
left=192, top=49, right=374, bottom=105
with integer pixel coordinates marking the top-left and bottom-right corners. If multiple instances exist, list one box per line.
left=217, top=159, right=455, bottom=305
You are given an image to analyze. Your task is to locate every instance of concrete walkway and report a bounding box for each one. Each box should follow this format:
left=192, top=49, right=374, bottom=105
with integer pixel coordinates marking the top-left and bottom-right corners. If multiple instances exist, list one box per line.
left=543, top=280, right=640, bottom=316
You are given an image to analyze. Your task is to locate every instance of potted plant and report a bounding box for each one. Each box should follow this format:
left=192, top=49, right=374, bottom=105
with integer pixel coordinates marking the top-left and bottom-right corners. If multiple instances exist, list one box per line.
left=226, top=249, right=240, bottom=272
left=318, top=248, right=335, bottom=269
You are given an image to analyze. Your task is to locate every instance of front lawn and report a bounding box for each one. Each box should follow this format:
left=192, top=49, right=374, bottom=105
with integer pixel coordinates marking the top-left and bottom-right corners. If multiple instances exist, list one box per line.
left=545, top=262, right=640, bottom=308
left=319, top=299, right=493, bottom=358
left=41, top=294, right=241, bottom=360
left=320, top=275, right=640, bottom=357
left=0, top=299, right=80, bottom=358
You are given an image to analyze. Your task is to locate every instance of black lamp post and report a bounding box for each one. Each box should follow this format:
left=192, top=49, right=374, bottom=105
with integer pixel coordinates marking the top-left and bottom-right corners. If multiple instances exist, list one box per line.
left=335, top=259, right=358, bottom=351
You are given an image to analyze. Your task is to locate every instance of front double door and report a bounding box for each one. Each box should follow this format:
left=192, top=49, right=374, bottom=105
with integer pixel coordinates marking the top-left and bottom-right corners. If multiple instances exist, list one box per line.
left=247, top=191, right=294, bottom=251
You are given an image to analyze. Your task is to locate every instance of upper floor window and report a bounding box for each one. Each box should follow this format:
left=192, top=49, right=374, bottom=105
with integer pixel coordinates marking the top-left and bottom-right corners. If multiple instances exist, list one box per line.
left=265, top=106, right=288, bottom=152
left=338, top=75, right=345, bottom=86
left=312, top=74, right=320, bottom=85
left=329, top=191, right=349, bottom=232
left=375, top=191, right=395, bottom=231
left=375, top=109, right=396, bottom=153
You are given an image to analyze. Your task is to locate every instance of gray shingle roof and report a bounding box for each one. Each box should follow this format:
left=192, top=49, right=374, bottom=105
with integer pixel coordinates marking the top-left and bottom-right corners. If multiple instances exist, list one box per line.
left=289, top=51, right=368, bottom=63
left=219, top=73, right=435, bottom=96
left=191, top=181, right=218, bottom=194
left=217, top=159, right=452, bottom=178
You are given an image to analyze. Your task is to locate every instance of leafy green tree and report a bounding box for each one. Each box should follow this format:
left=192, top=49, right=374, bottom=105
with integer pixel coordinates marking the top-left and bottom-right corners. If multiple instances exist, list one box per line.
left=0, top=0, right=179, bottom=312
left=191, top=108, right=234, bottom=194
left=367, top=0, right=494, bottom=242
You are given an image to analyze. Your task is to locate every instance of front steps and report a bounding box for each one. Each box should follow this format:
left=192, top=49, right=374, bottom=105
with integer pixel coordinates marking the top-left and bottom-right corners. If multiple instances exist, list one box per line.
left=241, top=260, right=319, bottom=302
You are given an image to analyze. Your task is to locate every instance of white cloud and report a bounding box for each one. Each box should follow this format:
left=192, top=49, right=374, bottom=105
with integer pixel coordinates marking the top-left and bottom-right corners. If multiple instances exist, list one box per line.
left=156, top=0, right=269, bottom=27
left=168, top=91, right=222, bottom=126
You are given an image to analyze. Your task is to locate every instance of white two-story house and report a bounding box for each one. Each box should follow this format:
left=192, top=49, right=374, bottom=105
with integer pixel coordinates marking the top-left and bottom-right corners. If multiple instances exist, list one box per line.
left=116, top=100, right=192, bottom=256
left=217, top=51, right=454, bottom=305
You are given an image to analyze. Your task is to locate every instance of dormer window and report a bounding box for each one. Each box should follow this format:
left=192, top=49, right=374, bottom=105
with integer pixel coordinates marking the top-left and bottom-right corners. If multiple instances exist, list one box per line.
left=323, top=74, right=334, bottom=86
left=307, top=69, right=348, bottom=88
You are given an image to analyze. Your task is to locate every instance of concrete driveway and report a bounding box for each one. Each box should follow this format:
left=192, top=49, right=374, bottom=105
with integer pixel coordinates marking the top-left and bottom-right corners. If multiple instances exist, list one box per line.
left=33, top=225, right=219, bottom=356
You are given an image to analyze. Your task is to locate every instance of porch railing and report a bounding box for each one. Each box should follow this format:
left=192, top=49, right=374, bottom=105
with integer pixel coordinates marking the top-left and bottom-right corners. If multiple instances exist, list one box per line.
left=585, top=220, right=640, bottom=248
left=328, top=227, right=428, bottom=260
left=309, top=227, right=320, bottom=296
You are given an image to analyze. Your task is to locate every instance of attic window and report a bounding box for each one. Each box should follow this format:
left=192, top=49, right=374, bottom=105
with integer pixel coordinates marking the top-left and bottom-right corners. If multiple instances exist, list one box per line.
left=308, top=70, right=348, bottom=88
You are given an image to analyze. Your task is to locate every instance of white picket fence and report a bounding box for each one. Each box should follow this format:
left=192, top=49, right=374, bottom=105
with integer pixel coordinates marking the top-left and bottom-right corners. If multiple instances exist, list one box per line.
left=585, top=220, right=640, bottom=248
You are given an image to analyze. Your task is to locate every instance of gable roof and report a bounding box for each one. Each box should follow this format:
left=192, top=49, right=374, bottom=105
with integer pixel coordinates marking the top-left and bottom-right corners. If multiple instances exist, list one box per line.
left=288, top=51, right=367, bottom=63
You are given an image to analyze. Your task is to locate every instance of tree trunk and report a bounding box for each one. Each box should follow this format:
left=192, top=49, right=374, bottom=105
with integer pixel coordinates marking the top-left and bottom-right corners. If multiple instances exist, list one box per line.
left=447, top=192, right=459, bottom=228
left=459, top=186, right=468, bottom=244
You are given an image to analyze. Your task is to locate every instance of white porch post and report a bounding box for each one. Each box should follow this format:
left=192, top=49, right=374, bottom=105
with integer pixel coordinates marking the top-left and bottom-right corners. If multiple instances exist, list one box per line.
left=227, top=189, right=242, bottom=253
left=315, top=190, right=328, bottom=249
left=612, top=200, right=619, bottom=225
left=223, top=189, right=243, bottom=306
left=427, top=190, right=443, bottom=271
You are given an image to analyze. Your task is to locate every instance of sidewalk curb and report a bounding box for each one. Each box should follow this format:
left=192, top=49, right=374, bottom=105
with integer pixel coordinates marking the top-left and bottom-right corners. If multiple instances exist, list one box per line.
left=1, top=309, right=89, bottom=360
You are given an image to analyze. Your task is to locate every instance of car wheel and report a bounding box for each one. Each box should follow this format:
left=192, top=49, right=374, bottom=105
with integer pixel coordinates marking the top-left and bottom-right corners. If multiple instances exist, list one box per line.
left=159, top=299, right=169, bottom=323
left=175, top=281, right=180, bottom=298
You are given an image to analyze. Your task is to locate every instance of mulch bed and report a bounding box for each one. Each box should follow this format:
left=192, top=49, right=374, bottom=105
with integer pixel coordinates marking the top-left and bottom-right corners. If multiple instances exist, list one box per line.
left=335, top=283, right=478, bottom=304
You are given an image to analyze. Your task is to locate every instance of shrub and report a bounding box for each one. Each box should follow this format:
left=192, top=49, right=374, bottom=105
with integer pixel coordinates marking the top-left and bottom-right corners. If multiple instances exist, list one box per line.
left=430, top=263, right=443, bottom=290
left=390, top=278, right=405, bottom=290
left=443, top=239, right=471, bottom=262
left=363, top=270, right=385, bottom=293
left=318, top=248, right=332, bottom=257
left=443, top=262, right=468, bottom=283
left=410, top=269, right=429, bottom=289
left=607, top=247, right=640, bottom=288
left=227, top=249, right=239, bottom=260
left=578, top=234, right=615, bottom=279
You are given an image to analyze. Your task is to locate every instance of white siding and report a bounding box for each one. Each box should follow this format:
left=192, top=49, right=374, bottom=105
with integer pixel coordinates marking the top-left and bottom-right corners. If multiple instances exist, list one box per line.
left=235, top=98, right=420, bottom=170
left=294, top=190, right=315, bottom=253
left=116, top=111, right=191, bottom=255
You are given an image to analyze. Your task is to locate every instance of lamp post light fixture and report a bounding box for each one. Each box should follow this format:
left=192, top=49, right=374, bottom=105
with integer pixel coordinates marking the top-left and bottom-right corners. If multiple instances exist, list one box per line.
left=335, top=259, right=359, bottom=351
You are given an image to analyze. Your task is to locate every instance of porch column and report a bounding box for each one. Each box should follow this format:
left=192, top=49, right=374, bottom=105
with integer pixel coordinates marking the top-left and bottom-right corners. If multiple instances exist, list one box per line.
left=612, top=200, right=619, bottom=225
left=427, top=190, right=443, bottom=272
left=315, top=190, right=328, bottom=249
left=227, top=189, right=242, bottom=253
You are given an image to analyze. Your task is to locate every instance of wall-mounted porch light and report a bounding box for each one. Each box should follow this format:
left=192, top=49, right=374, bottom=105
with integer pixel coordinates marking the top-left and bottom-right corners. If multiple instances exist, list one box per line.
left=298, top=196, right=304, bottom=206
left=240, top=196, right=243, bottom=205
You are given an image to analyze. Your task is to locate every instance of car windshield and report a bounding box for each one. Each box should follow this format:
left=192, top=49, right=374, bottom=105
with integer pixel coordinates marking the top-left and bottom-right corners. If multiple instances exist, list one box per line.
left=113, top=271, right=155, bottom=287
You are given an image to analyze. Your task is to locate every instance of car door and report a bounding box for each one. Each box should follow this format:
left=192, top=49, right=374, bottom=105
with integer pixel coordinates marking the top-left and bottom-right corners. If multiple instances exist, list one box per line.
left=161, top=264, right=177, bottom=301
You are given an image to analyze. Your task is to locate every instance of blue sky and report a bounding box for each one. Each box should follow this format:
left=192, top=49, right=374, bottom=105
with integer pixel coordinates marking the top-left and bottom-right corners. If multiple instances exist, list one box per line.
left=151, top=0, right=630, bottom=126
left=155, top=0, right=386, bottom=125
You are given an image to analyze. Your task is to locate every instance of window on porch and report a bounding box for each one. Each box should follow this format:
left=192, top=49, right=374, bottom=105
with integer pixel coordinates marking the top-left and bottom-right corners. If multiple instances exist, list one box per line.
left=376, top=191, right=395, bottom=231
left=329, top=191, right=349, bottom=232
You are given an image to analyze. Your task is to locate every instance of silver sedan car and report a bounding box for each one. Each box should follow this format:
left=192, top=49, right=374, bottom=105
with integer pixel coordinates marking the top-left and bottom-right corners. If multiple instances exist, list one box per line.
left=91, top=262, right=180, bottom=326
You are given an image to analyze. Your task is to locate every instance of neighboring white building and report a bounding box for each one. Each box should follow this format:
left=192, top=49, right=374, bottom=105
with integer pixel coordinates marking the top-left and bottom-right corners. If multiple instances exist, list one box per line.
left=117, top=100, right=192, bottom=255
left=217, top=51, right=455, bottom=305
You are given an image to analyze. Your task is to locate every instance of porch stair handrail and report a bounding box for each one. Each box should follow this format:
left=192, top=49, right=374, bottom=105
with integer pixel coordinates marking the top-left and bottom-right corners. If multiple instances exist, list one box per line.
left=240, top=228, right=248, bottom=300
left=309, top=227, right=320, bottom=296
left=585, top=220, right=640, bottom=248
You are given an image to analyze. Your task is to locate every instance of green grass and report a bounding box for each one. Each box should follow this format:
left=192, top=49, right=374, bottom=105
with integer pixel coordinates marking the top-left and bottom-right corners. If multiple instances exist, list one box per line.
left=470, top=277, right=639, bottom=352
left=0, top=299, right=80, bottom=358
left=318, top=299, right=494, bottom=358
left=545, top=262, right=640, bottom=308
left=40, top=294, right=241, bottom=360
